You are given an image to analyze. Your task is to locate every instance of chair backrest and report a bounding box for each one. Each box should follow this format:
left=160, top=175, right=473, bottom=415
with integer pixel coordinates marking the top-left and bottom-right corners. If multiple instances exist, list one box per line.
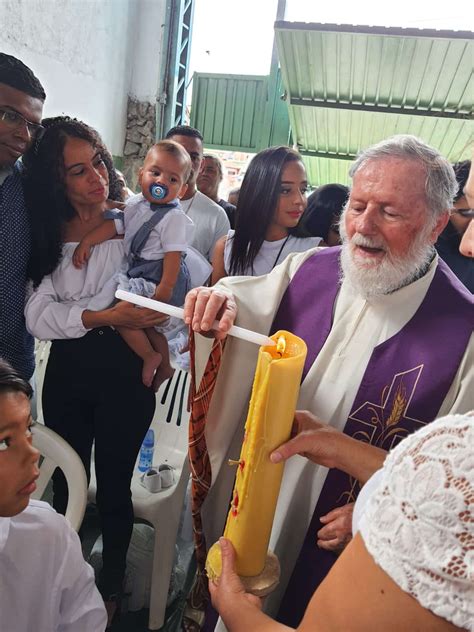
left=153, top=369, right=191, bottom=457
left=31, top=424, right=88, bottom=532
left=33, top=339, right=51, bottom=423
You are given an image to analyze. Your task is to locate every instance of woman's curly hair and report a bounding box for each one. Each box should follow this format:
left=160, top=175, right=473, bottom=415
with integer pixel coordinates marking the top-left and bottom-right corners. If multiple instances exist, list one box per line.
left=22, top=116, right=123, bottom=287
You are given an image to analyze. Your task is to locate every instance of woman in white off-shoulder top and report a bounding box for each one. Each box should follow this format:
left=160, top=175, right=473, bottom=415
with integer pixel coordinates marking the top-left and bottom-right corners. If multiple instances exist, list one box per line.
left=22, top=116, right=162, bottom=625
left=211, top=146, right=322, bottom=284
left=210, top=410, right=473, bottom=631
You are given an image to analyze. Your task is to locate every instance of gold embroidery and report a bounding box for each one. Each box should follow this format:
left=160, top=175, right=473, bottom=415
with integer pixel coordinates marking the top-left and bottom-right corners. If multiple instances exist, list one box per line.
left=349, top=365, right=426, bottom=447
left=386, top=384, right=407, bottom=427
left=335, top=365, right=428, bottom=505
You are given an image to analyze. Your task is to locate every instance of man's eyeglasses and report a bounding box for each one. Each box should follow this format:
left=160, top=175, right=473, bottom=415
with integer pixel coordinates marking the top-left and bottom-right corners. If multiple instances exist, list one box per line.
left=451, top=208, right=474, bottom=219
left=0, top=107, right=44, bottom=139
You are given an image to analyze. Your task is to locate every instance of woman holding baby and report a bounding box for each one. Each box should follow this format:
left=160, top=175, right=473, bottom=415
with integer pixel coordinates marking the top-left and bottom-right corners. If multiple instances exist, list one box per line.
left=22, top=116, right=163, bottom=625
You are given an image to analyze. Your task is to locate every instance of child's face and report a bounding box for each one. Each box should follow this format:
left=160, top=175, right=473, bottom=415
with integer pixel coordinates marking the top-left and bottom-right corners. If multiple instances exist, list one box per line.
left=139, top=148, right=188, bottom=205
left=0, top=392, right=39, bottom=517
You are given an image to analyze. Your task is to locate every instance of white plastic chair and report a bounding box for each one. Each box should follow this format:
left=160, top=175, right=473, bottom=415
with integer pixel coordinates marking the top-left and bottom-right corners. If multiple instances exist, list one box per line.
left=88, top=368, right=192, bottom=630
left=33, top=339, right=51, bottom=423
left=31, top=423, right=88, bottom=532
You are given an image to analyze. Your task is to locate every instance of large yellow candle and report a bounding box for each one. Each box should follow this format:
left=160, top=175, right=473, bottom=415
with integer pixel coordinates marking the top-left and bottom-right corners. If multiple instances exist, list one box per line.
left=206, top=330, right=307, bottom=580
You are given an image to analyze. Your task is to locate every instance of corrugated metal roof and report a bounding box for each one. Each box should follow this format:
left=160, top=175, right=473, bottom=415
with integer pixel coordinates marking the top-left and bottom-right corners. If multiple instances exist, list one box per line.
left=190, top=71, right=290, bottom=151
left=275, top=22, right=473, bottom=185
left=191, top=73, right=267, bottom=151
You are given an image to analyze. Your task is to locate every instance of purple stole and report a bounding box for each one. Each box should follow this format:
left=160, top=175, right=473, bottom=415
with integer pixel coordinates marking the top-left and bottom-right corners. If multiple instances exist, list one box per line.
left=271, top=247, right=473, bottom=627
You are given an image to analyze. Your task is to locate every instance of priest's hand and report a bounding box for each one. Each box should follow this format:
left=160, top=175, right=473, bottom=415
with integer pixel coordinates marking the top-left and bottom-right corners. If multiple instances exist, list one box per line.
left=209, top=538, right=262, bottom=623
left=317, top=504, right=354, bottom=552
left=184, top=287, right=237, bottom=340
left=270, top=410, right=341, bottom=469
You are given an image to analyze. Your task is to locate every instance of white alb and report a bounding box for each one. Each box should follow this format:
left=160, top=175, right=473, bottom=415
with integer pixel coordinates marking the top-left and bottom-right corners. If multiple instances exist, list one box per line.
left=358, top=413, right=474, bottom=631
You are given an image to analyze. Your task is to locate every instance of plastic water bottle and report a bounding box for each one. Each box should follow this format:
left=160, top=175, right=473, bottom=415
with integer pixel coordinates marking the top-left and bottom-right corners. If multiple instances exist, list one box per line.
left=138, top=429, right=155, bottom=472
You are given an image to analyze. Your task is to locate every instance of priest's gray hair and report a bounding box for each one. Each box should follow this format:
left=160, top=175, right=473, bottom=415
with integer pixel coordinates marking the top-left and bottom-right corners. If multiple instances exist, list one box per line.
left=349, top=135, right=457, bottom=220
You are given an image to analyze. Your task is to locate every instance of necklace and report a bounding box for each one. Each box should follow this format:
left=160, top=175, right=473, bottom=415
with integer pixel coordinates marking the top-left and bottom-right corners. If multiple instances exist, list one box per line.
left=182, top=192, right=196, bottom=216
left=272, top=235, right=290, bottom=269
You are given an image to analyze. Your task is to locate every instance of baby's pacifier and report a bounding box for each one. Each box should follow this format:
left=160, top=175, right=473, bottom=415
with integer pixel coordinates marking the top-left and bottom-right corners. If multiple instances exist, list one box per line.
left=149, top=183, right=168, bottom=200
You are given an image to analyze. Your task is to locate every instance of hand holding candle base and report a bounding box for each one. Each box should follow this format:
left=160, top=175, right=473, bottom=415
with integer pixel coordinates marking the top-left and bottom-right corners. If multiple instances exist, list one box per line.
left=207, top=542, right=280, bottom=597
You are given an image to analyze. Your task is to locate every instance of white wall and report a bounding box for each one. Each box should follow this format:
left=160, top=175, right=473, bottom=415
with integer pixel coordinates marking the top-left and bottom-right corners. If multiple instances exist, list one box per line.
left=129, top=0, right=167, bottom=102
left=0, top=0, right=167, bottom=156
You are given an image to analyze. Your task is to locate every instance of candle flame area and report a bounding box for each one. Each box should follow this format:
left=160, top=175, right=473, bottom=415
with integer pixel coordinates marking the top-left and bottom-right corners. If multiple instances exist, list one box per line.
left=276, top=335, right=286, bottom=356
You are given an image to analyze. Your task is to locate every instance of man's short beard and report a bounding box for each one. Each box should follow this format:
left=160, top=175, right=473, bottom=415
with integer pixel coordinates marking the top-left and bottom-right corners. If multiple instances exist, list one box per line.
left=339, top=212, right=435, bottom=298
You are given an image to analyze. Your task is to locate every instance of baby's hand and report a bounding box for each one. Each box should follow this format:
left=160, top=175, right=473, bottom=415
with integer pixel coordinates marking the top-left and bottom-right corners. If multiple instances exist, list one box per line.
left=154, top=283, right=173, bottom=303
left=73, top=241, right=92, bottom=269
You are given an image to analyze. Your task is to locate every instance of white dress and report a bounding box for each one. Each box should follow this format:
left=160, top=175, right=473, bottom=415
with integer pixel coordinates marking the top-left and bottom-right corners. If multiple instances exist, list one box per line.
left=354, top=413, right=474, bottom=631
left=223, top=229, right=322, bottom=276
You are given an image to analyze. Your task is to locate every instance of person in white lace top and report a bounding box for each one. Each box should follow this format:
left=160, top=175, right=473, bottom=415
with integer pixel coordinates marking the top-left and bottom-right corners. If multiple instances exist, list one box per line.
left=210, top=411, right=473, bottom=631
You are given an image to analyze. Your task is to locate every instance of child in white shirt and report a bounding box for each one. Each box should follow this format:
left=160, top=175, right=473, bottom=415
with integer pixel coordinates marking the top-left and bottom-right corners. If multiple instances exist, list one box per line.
left=73, top=140, right=193, bottom=390
left=0, top=358, right=107, bottom=631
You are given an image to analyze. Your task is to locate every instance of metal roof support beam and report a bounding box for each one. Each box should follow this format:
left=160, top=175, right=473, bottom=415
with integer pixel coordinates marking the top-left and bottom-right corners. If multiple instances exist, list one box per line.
left=156, top=0, right=195, bottom=138
left=275, top=21, right=474, bottom=40
left=299, top=150, right=356, bottom=161
left=289, top=98, right=471, bottom=120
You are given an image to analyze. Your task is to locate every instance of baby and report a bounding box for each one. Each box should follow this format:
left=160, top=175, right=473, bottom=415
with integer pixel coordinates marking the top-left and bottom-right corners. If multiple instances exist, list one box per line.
left=73, top=140, right=193, bottom=390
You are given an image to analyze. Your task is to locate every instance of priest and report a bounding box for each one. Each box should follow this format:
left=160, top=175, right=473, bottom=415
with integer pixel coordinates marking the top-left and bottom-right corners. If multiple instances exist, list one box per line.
left=184, top=135, right=473, bottom=629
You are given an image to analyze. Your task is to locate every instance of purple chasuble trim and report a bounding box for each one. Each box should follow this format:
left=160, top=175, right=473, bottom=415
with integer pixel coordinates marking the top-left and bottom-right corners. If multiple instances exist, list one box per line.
left=271, top=247, right=341, bottom=379
left=272, top=249, right=473, bottom=627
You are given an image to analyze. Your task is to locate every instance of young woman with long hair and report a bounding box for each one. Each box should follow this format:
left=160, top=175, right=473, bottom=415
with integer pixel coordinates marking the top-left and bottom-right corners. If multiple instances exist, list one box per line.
left=211, top=146, right=321, bottom=283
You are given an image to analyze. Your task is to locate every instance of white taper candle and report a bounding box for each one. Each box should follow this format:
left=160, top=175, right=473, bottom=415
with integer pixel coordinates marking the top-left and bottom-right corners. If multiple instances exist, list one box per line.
left=115, top=289, right=276, bottom=347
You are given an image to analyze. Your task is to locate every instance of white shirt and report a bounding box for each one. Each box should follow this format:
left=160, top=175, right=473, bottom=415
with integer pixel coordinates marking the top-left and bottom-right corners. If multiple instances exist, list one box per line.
left=0, top=500, right=106, bottom=632
left=120, top=194, right=194, bottom=260
left=180, top=191, right=230, bottom=260
left=195, top=248, right=473, bottom=621
left=25, top=240, right=126, bottom=340
left=223, top=230, right=322, bottom=276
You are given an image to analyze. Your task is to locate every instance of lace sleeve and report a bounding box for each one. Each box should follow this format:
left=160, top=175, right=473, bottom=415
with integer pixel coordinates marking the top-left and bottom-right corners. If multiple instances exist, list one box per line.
left=359, top=413, right=474, bottom=631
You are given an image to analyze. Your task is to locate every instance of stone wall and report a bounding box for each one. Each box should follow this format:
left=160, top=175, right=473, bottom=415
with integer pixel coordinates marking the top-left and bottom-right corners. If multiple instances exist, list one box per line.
left=122, top=97, right=156, bottom=191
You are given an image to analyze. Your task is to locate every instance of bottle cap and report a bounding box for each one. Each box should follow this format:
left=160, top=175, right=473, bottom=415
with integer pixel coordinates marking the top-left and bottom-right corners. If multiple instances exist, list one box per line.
left=143, top=428, right=155, bottom=446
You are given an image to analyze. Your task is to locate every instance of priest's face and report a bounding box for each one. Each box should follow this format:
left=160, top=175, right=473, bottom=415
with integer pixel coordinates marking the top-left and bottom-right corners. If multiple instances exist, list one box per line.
left=340, top=158, right=449, bottom=296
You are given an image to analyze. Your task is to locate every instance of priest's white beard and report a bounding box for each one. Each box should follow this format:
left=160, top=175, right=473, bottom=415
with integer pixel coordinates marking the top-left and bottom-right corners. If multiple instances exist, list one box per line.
left=339, top=217, right=435, bottom=298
